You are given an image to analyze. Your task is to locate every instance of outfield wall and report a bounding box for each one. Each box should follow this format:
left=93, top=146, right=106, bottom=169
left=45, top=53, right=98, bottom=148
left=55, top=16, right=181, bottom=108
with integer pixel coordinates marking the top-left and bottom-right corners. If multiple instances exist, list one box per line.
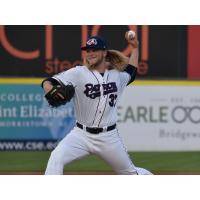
left=0, top=79, right=199, bottom=151
left=0, top=78, right=75, bottom=143
left=118, top=81, right=200, bottom=151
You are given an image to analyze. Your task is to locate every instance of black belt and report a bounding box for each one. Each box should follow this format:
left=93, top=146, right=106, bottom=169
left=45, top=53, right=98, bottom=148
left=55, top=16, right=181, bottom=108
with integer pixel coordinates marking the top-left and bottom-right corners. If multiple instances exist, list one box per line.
left=76, top=122, right=116, bottom=134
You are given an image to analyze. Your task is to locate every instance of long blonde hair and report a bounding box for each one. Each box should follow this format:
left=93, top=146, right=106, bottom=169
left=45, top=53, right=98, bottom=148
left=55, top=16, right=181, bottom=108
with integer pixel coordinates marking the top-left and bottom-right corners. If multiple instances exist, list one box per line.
left=83, top=49, right=129, bottom=71
left=106, top=50, right=129, bottom=71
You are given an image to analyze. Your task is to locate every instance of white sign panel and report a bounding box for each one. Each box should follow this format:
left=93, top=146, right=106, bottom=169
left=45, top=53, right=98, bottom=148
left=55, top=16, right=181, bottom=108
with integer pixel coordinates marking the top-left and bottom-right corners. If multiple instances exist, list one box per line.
left=117, top=84, right=200, bottom=151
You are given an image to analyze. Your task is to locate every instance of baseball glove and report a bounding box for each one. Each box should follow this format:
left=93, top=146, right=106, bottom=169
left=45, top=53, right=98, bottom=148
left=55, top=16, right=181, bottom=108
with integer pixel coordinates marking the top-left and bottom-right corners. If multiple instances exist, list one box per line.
left=45, top=84, right=75, bottom=107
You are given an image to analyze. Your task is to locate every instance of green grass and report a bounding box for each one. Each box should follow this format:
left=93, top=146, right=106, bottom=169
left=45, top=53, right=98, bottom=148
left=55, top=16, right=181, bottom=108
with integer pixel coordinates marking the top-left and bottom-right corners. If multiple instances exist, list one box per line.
left=0, top=151, right=200, bottom=172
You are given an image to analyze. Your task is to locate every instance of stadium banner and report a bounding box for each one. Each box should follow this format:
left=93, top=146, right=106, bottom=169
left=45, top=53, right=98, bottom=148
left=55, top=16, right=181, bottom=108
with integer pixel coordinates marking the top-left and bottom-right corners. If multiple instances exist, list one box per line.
left=0, top=80, right=200, bottom=151
left=0, top=79, right=75, bottom=150
left=0, top=25, right=187, bottom=79
left=118, top=81, right=200, bottom=151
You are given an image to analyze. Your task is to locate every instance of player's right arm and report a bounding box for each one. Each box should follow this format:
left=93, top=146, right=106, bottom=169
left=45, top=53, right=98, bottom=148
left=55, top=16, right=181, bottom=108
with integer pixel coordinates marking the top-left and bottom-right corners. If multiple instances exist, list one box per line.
left=42, top=79, right=56, bottom=94
left=41, top=67, right=79, bottom=107
left=41, top=78, right=66, bottom=104
left=41, top=67, right=79, bottom=92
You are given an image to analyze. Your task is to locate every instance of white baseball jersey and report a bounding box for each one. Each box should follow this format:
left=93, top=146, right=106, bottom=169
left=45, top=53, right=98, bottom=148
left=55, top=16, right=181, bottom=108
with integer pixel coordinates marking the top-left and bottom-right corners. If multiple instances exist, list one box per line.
left=53, top=65, right=130, bottom=127
left=45, top=65, right=142, bottom=175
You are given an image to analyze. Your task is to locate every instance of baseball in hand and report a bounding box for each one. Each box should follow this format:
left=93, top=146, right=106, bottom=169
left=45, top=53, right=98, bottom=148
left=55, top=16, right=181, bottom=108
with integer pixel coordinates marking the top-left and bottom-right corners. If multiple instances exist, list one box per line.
left=127, top=30, right=136, bottom=40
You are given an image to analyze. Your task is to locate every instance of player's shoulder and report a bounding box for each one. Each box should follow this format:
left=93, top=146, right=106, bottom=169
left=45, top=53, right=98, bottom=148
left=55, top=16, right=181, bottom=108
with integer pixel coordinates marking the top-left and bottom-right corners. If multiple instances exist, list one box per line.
left=108, top=69, right=122, bottom=75
left=109, top=69, right=117, bottom=73
left=67, top=65, right=85, bottom=72
left=57, top=65, right=86, bottom=75
left=74, top=65, right=88, bottom=72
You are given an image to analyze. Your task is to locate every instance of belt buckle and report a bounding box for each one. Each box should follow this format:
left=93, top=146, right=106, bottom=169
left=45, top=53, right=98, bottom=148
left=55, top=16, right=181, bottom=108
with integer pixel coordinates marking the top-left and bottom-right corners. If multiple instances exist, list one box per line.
left=91, top=127, right=101, bottom=134
left=95, top=127, right=103, bottom=133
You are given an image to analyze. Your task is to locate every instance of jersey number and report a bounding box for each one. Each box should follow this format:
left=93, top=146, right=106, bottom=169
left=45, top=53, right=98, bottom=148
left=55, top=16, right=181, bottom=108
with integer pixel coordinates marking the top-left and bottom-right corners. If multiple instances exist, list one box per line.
left=109, top=94, right=117, bottom=107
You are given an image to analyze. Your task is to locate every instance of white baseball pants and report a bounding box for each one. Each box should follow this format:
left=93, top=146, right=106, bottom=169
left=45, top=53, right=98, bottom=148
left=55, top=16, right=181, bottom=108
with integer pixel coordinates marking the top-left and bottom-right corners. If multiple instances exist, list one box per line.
left=45, top=126, right=138, bottom=175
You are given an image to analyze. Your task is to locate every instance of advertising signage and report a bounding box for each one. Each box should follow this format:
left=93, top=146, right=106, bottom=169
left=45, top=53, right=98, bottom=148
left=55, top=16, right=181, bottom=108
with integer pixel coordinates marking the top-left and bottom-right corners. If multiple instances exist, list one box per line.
left=0, top=25, right=188, bottom=78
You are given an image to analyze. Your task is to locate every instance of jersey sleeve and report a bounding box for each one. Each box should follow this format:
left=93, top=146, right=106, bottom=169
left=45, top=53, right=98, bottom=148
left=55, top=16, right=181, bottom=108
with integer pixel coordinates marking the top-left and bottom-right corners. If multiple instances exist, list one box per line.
left=119, top=64, right=137, bottom=89
left=52, top=67, right=78, bottom=87
left=124, top=64, right=137, bottom=85
left=119, top=71, right=131, bottom=89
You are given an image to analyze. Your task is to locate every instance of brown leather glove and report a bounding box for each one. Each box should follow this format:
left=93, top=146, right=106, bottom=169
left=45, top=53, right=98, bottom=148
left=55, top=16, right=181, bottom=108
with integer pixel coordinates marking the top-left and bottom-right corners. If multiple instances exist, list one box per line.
left=45, top=84, right=75, bottom=107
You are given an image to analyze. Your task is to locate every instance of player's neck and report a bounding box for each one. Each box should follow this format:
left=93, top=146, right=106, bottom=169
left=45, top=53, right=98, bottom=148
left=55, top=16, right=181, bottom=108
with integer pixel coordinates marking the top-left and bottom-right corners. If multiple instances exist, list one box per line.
left=95, top=61, right=107, bottom=73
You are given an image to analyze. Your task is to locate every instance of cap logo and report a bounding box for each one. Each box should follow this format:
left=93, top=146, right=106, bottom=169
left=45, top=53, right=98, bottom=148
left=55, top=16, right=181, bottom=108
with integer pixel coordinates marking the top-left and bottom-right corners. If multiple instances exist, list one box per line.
left=87, top=38, right=98, bottom=46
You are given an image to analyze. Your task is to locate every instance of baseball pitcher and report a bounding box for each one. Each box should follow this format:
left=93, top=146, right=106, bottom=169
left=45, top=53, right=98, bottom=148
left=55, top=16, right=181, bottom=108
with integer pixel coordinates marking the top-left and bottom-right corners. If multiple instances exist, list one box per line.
left=42, top=31, right=152, bottom=175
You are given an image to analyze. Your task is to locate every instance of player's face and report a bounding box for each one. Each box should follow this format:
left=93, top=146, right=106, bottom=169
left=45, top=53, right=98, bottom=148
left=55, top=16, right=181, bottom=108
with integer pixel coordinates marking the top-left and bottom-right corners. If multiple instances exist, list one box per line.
left=86, top=49, right=106, bottom=66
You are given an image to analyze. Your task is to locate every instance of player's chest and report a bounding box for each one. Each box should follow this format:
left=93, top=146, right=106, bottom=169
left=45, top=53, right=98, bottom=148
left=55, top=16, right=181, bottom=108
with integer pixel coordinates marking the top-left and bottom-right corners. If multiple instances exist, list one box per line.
left=79, top=71, right=119, bottom=99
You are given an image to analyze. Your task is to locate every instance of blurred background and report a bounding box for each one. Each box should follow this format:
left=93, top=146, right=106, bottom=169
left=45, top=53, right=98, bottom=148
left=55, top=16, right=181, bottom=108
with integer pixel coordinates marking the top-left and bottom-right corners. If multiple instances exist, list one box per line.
left=0, top=25, right=200, bottom=174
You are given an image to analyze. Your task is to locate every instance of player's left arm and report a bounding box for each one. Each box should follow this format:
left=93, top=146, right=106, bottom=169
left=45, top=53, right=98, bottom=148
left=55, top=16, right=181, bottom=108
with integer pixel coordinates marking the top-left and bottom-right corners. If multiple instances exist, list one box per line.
left=124, top=31, right=139, bottom=85
left=126, top=31, right=139, bottom=67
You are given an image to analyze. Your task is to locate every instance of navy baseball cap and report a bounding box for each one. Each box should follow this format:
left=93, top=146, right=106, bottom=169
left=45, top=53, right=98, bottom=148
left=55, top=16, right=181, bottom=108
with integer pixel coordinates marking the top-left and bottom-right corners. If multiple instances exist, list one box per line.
left=81, top=36, right=107, bottom=51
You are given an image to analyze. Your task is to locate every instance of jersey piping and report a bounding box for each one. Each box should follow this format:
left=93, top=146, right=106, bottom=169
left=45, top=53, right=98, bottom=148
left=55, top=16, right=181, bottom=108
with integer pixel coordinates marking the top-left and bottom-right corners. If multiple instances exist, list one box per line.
left=97, top=74, right=109, bottom=127
left=90, top=70, right=101, bottom=126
